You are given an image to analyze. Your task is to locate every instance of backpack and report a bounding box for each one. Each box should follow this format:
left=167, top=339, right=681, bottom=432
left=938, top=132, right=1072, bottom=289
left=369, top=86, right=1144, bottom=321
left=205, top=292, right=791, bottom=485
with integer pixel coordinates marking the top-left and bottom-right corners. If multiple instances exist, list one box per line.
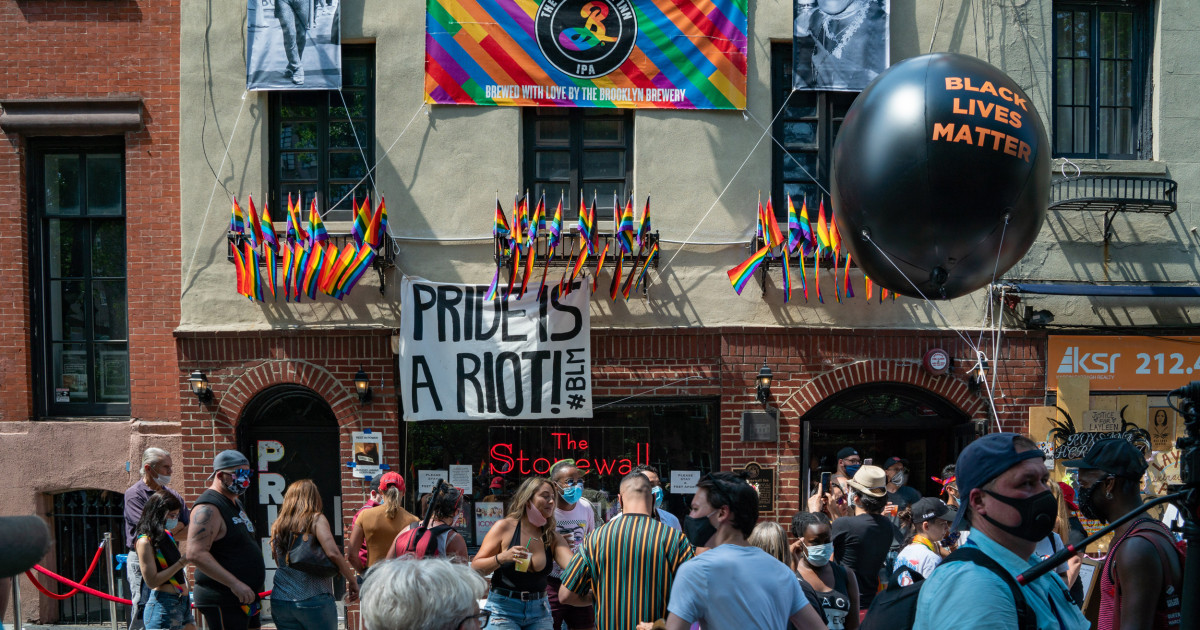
left=859, top=547, right=1036, bottom=630
left=393, top=523, right=455, bottom=560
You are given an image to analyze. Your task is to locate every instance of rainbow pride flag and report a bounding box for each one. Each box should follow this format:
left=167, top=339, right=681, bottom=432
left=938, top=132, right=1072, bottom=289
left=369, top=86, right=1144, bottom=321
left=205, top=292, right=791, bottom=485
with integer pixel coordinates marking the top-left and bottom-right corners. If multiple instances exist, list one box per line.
left=336, top=247, right=376, bottom=298
left=727, top=245, right=768, bottom=295
left=352, top=195, right=370, bottom=246
left=246, top=196, right=263, bottom=249
left=617, top=197, right=636, bottom=255
left=424, top=0, right=748, bottom=109
left=263, top=243, right=278, bottom=300
left=303, top=241, right=325, bottom=299
left=636, top=196, right=652, bottom=247
left=493, top=198, right=510, bottom=239
left=259, top=202, right=278, bottom=250
left=230, top=197, right=245, bottom=235
left=308, top=199, right=328, bottom=246
left=633, top=241, right=658, bottom=291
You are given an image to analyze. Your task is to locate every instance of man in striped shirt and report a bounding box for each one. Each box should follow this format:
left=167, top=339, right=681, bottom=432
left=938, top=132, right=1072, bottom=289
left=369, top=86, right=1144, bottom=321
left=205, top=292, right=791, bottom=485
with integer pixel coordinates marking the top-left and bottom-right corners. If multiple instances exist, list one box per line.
left=559, top=472, right=695, bottom=630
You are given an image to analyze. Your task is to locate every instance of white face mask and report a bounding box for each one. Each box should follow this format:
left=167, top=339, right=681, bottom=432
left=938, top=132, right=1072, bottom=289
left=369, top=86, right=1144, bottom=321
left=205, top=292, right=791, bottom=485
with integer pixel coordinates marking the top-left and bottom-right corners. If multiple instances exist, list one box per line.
left=155, top=474, right=172, bottom=486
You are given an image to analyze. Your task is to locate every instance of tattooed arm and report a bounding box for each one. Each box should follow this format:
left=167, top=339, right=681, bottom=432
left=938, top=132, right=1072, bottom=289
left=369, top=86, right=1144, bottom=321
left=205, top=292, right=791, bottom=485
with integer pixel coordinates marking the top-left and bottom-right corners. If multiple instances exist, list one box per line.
left=187, top=504, right=255, bottom=605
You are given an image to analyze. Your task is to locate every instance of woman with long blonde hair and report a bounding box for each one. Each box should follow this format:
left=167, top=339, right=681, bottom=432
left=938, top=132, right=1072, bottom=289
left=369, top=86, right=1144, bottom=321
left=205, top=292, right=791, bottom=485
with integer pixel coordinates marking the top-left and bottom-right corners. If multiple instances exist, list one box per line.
left=749, top=521, right=795, bottom=569
left=347, top=472, right=418, bottom=573
left=471, top=477, right=574, bottom=630
left=269, top=480, right=358, bottom=630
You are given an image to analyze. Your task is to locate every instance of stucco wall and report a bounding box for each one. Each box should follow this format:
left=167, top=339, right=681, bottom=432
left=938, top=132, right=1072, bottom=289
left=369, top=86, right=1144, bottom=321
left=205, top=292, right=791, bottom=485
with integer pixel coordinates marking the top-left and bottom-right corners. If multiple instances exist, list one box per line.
left=179, top=0, right=1200, bottom=333
left=0, top=421, right=183, bottom=623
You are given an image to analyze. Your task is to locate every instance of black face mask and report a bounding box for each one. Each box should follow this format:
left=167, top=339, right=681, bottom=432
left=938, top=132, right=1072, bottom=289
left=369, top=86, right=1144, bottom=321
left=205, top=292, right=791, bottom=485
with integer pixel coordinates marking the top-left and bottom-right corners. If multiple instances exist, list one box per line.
left=684, top=513, right=717, bottom=547
left=981, top=489, right=1057, bottom=543
left=1076, top=480, right=1107, bottom=523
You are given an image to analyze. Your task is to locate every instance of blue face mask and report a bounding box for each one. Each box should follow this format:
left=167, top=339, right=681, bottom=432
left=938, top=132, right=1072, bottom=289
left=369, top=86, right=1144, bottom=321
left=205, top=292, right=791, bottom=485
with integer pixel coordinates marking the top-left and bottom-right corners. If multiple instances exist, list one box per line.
left=560, top=483, right=583, bottom=505
left=164, top=518, right=179, bottom=531
left=844, top=464, right=862, bottom=477
left=651, top=486, right=664, bottom=508
left=804, top=542, right=834, bottom=567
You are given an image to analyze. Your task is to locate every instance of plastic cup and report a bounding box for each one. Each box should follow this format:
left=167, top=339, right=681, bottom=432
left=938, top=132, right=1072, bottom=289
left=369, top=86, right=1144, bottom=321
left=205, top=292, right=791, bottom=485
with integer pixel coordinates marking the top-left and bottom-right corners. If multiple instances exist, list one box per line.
left=513, top=550, right=531, bottom=572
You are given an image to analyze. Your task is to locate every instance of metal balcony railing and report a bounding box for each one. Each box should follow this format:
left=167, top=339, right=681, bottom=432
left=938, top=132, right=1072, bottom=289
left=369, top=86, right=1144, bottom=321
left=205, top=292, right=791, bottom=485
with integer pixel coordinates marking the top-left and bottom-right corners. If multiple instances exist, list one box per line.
left=1049, top=175, right=1178, bottom=244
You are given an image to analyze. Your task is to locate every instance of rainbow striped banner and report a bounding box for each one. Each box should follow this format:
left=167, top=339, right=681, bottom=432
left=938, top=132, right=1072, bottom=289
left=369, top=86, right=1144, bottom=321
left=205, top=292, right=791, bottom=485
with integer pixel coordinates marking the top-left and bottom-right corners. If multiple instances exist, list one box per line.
left=425, top=0, right=748, bottom=109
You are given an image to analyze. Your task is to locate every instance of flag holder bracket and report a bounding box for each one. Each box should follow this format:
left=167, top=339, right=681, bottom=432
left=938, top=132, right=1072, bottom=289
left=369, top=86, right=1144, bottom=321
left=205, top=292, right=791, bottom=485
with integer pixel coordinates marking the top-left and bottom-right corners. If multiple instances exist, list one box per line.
left=493, top=229, right=660, bottom=297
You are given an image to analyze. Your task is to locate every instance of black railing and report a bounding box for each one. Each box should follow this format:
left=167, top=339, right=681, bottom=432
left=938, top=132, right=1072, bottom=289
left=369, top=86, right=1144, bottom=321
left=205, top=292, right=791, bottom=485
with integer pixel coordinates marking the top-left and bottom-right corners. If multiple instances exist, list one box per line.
left=493, top=229, right=661, bottom=296
left=1050, top=175, right=1178, bottom=214
left=51, top=489, right=129, bottom=625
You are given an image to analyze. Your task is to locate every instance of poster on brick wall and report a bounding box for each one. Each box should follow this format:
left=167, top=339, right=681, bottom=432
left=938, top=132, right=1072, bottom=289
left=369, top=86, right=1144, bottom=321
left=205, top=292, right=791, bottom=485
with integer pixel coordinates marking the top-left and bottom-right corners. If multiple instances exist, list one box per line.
left=247, top=0, right=342, bottom=90
left=399, top=278, right=592, bottom=421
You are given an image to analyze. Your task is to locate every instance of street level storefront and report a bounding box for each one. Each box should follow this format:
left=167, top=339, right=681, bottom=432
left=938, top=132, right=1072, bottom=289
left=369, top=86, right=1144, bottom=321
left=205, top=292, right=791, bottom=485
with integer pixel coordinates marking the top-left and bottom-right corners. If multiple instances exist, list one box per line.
left=177, top=326, right=1046, bottom=562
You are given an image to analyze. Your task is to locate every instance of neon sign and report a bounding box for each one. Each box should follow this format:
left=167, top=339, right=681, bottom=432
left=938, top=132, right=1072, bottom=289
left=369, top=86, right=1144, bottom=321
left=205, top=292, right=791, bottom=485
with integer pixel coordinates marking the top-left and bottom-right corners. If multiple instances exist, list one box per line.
left=488, top=431, right=650, bottom=476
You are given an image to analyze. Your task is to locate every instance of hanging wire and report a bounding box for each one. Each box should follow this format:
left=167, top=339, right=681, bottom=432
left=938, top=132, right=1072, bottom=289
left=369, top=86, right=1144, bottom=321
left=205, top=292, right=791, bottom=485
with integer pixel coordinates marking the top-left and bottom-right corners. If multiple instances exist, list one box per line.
left=592, top=376, right=701, bottom=410
left=182, top=90, right=250, bottom=298
left=653, top=88, right=801, bottom=283
left=337, top=88, right=378, bottom=200
left=744, top=109, right=833, bottom=200
left=323, top=101, right=427, bottom=216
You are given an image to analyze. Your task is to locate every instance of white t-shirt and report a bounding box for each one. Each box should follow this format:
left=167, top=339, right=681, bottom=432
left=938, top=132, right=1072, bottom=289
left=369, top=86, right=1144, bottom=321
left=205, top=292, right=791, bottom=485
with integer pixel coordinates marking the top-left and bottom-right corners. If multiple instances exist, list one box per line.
left=1033, top=533, right=1069, bottom=576
left=551, top=498, right=596, bottom=579
left=667, top=545, right=807, bottom=629
left=612, top=508, right=682, bottom=531
left=894, top=542, right=942, bottom=578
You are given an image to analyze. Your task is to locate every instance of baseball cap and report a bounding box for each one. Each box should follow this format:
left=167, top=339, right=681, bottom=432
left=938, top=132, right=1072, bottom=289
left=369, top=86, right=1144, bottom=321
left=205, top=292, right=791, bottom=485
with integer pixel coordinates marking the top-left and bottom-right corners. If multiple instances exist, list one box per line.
left=1062, top=438, right=1148, bottom=480
left=837, top=447, right=860, bottom=460
left=1058, top=481, right=1078, bottom=511
left=206, top=450, right=250, bottom=480
left=911, top=497, right=957, bottom=524
left=951, top=433, right=1045, bottom=531
left=882, top=456, right=909, bottom=470
left=378, top=471, right=405, bottom=492
left=846, top=465, right=888, bottom=498
left=490, top=476, right=504, bottom=489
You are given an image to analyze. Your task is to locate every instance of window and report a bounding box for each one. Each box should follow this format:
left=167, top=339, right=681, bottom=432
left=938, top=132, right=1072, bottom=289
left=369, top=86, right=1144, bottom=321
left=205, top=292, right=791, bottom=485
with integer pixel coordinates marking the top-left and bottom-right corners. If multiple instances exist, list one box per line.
left=523, top=107, right=633, bottom=220
left=30, top=139, right=129, bottom=416
left=270, top=45, right=375, bottom=222
left=1053, top=2, right=1150, bottom=159
left=771, top=43, right=855, bottom=219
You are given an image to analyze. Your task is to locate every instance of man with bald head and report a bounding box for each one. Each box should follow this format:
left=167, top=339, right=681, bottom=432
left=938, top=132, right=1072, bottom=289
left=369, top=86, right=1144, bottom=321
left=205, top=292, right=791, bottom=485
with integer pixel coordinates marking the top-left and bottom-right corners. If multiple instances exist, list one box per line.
left=560, top=472, right=695, bottom=630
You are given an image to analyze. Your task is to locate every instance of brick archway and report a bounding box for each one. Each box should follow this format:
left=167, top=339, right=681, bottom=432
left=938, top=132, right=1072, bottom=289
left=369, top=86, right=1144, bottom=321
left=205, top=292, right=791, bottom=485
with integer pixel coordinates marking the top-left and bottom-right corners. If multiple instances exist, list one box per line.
left=784, top=359, right=985, bottom=419
left=215, top=359, right=361, bottom=428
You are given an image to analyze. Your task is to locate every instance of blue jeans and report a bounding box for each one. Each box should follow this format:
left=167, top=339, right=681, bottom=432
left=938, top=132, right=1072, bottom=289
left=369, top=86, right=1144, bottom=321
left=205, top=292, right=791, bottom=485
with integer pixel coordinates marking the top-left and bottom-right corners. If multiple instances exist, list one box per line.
left=271, top=593, right=337, bottom=630
left=483, top=592, right=553, bottom=630
left=144, top=590, right=194, bottom=630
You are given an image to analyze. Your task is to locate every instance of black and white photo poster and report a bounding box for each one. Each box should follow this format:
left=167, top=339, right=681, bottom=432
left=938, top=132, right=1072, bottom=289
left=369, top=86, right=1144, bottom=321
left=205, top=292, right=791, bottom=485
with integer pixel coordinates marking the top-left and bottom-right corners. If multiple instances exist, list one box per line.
left=793, top=0, right=889, bottom=91
left=247, top=0, right=342, bottom=90
left=400, top=278, right=592, bottom=421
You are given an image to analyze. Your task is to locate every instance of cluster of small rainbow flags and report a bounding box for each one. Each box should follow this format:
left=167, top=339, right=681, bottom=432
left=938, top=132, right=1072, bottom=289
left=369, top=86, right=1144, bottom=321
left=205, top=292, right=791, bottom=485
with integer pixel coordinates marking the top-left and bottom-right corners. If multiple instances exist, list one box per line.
left=726, top=196, right=896, bottom=303
left=489, top=192, right=657, bottom=302
left=228, top=194, right=388, bottom=302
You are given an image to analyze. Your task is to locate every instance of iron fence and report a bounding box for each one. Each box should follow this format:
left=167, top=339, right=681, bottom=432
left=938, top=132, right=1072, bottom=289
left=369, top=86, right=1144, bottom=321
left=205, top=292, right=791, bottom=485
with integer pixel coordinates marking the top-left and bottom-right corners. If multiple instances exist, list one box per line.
left=50, top=489, right=129, bottom=625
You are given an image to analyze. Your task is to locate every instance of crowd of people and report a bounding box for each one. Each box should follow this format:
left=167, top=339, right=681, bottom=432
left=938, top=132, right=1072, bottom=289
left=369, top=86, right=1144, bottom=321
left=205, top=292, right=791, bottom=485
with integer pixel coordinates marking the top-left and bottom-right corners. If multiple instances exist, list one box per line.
left=120, top=435, right=1185, bottom=630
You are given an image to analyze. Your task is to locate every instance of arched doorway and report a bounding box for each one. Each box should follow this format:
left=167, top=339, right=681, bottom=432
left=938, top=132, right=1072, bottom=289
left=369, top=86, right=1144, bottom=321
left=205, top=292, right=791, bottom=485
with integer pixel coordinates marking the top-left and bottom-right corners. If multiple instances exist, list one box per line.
left=236, top=385, right=341, bottom=573
left=801, top=383, right=974, bottom=498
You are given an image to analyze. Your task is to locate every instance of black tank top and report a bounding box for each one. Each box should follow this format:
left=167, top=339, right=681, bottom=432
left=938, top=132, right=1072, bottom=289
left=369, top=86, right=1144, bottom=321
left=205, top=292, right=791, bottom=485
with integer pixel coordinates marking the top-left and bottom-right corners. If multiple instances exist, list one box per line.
left=812, top=563, right=852, bottom=630
left=491, top=524, right=553, bottom=593
left=193, top=489, right=266, bottom=606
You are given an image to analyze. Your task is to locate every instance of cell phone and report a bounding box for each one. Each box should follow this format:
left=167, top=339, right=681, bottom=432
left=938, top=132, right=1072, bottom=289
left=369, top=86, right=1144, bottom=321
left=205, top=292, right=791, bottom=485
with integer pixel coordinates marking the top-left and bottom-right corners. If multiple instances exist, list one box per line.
left=864, top=458, right=873, bottom=466
left=820, top=472, right=832, bottom=494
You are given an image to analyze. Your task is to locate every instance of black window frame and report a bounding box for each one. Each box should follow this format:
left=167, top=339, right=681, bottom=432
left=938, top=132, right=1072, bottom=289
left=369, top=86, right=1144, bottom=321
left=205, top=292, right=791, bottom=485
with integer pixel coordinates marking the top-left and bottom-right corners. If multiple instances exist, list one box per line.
left=269, top=44, right=376, bottom=223
left=771, top=42, right=856, bottom=222
left=522, top=107, right=634, bottom=221
left=28, top=137, right=130, bottom=418
left=1052, top=1, right=1152, bottom=160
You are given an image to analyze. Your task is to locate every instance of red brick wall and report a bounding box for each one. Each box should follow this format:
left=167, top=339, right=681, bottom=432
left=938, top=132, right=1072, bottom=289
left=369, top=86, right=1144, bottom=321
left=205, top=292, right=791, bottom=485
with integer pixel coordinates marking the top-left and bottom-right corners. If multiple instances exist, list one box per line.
left=0, top=0, right=181, bottom=421
left=175, top=326, right=1046, bottom=532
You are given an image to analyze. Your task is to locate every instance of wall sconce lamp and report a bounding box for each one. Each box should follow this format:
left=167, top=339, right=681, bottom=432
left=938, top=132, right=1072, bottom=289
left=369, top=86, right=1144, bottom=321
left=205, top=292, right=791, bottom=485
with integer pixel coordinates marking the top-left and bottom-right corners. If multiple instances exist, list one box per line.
left=755, top=362, right=773, bottom=406
left=188, top=370, right=213, bottom=404
left=967, top=358, right=989, bottom=394
left=354, top=369, right=373, bottom=404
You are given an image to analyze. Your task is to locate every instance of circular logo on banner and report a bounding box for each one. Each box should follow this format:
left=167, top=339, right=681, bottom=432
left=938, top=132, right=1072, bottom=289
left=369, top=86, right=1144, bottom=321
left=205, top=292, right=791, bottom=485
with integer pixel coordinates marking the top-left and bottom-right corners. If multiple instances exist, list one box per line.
left=536, top=0, right=638, bottom=79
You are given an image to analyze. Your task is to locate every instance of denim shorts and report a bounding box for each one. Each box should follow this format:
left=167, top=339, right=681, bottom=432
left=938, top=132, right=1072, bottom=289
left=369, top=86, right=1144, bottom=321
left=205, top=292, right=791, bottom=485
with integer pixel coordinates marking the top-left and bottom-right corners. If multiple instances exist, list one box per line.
left=483, top=591, right=553, bottom=630
left=144, top=590, right=194, bottom=630
left=270, top=593, right=337, bottom=630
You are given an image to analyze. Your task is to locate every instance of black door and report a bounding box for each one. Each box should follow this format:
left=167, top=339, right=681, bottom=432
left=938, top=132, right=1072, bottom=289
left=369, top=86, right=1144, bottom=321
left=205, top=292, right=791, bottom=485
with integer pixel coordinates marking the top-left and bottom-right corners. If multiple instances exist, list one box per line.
left=237, top=385, right=341, bottom=573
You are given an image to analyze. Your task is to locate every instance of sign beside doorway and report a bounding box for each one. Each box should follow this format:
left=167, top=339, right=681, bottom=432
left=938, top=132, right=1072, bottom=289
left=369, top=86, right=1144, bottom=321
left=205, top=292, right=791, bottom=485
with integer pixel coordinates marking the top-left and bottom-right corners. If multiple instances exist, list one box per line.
left=737, top=462, right=775, bottom=512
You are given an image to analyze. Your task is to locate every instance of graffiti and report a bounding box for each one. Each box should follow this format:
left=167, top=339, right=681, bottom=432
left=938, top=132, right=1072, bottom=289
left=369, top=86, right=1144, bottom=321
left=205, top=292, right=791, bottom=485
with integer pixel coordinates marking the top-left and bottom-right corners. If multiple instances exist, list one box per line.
left=1050, top=405, right=1151, bottom=461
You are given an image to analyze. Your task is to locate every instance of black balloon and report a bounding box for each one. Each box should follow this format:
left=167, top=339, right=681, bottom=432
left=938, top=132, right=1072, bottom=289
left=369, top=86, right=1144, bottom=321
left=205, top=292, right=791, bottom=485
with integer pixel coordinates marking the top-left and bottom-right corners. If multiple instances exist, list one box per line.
left=831, top=53, right=1049, bottom=300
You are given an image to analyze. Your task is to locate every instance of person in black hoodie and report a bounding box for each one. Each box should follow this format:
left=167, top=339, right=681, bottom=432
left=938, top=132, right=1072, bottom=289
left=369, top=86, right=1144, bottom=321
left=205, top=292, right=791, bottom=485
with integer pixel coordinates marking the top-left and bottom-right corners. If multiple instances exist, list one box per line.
left=187, top=450, right=266, bottom=630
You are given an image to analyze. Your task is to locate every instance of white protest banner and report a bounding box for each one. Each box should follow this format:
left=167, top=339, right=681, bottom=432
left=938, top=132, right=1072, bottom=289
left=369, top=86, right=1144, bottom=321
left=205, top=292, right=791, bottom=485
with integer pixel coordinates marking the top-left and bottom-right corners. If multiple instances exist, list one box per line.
left=400, top=278, right=592, bottom=420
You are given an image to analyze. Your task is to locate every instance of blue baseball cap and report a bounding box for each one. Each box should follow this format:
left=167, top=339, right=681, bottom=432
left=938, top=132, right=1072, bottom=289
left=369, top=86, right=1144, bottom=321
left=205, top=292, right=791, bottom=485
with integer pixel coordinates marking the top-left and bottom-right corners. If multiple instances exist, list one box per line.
left=951, top=433, right=1045, bottom=531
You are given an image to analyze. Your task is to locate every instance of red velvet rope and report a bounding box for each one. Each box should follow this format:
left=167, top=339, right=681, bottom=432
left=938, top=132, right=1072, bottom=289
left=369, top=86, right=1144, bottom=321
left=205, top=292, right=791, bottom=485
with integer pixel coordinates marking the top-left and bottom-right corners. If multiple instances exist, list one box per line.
left=22, top=542, right=108, bottom=600
left=30, top=565, right=133, bottom=605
